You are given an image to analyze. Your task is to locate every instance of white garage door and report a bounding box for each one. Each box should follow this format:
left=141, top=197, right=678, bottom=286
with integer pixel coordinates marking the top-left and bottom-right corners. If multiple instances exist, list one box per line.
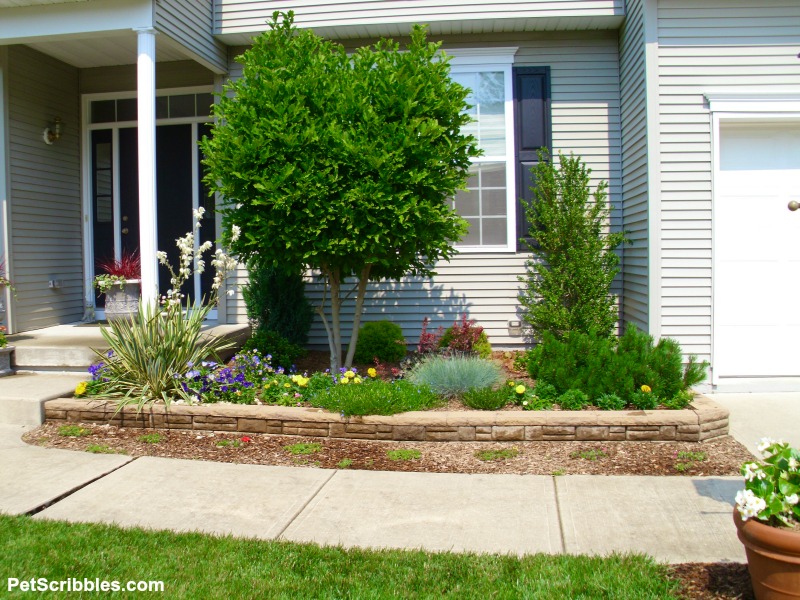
left=714, top=121, right=800, bottom=380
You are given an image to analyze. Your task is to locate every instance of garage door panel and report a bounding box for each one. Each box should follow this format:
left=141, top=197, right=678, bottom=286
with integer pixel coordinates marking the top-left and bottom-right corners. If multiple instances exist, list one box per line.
left=714, top=122, right=800, bottom=380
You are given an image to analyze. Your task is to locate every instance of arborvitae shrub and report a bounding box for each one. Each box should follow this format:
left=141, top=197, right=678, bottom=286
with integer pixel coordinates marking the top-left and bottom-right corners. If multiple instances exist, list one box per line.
left=353, top=321, right=407, bottom=364
left=242, top=260, right=314, bottom=347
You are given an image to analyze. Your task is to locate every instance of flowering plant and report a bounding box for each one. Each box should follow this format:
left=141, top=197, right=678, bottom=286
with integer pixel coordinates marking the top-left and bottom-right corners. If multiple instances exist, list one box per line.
left=735, top=438, right=800, bottom=529
left=0, top=325, right=7, bottom=349
left=0, top=256, right=11, bottom=289
left=93, top=251, right=141, bottom=293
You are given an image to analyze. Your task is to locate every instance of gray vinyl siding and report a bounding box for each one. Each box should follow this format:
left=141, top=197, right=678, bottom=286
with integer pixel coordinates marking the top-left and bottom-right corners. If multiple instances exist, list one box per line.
left=155, top=0, right=227, bottom=74
left=8, top=45, right=82, bottom=331
left=657, top=0, right=800, bottom=363
left=79, top=61, right=215, bottom=95
left=216, top=0, right=625, bottom=38
left=617, top=0, right=648, bottom=332
left=222, top=31, right=621, bottom=350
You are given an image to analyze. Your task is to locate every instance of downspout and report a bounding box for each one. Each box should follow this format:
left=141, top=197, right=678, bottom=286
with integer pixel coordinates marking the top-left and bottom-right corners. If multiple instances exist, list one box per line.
left=643, top=0, right=662, bottom=339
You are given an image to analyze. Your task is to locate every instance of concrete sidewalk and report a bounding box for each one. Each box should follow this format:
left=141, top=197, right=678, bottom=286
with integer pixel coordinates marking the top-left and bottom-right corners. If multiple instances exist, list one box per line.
left=0, top=421, right=745, bottom=563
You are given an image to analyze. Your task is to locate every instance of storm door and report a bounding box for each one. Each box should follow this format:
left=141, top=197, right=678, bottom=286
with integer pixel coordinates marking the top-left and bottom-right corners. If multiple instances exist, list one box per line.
left=89, top=104, right=214, bottom=314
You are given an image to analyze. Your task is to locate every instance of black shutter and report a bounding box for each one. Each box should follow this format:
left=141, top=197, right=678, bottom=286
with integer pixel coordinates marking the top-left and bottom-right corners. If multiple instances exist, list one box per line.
left=513, top=66, right=551, bottom=251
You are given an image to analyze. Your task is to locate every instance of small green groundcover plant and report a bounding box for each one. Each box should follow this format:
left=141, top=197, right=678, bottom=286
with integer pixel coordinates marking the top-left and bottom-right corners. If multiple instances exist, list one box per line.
left=525, top=323, right=707, bottom=409
left=386, top=449, right=422, bottom=461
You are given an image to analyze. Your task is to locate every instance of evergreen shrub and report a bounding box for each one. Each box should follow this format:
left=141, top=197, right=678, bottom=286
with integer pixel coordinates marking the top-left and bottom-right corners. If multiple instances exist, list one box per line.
left=527, top=324, right=708, bottom=405
left=242, top=259, right=314, bottom=347
left=353, top=321, right=407, bottom=364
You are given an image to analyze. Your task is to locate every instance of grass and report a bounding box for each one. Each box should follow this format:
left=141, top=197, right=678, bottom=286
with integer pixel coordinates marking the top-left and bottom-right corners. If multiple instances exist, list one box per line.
left=674, top=450, right=708, bottom=472
left=569, top=449, right=608, bottom=461
left=475, top=448, right=519, bottom=462
left=85, top=444, right=125, bottom=455
left=0, top=515, right=681, bottom=599
left=337, top=458, right=353, bottom=469
left=283, top=443, right=322, bottom=455
left=309, top=379, right=442, bottom=416
left=408, top=355, right=502, bottom=399
left=57, top=425, right=91, bottom=437
left=138, top=433, right=164, bottom=444
left=386, top=449, right=422, bottom=461
left=215, top=440, right=244, bottom=448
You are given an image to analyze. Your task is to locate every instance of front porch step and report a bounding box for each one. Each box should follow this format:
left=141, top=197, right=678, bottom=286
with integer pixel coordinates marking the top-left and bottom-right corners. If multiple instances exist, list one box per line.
left=0, top=372, right=86, bottom=426
left=7, top=323, right=251, bottom=373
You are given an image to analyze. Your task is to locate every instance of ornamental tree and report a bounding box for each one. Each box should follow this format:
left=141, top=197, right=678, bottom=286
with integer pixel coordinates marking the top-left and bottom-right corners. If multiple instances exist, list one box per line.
left=201, top=12, right=479, bottom=371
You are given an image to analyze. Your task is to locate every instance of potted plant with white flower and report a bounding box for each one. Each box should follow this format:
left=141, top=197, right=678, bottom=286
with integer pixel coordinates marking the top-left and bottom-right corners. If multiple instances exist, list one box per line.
left=733, top=438, right=800, bottom=599
left=93, top=251, right=141, bottom=322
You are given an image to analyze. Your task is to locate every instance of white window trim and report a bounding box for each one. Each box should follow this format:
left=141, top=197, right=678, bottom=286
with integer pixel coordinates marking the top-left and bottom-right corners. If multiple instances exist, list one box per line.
left=447, top=48, right=518, bottom=253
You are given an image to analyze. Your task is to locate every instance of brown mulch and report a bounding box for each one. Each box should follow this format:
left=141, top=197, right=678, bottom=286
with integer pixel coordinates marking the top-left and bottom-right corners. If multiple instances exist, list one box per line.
left=26, top=351, right=758, bottom=599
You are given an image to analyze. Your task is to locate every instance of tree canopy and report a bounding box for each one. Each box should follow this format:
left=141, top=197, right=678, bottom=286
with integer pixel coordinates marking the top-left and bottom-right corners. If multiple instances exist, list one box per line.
left=201, top=12, right=480, bottom=369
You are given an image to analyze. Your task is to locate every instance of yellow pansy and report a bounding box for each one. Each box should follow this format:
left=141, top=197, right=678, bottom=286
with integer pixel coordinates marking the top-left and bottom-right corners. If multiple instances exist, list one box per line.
left=515, top=385, right=526, bottom=395
left=367, top=368, right=377, bottom=378
left=354, top=377, right=362, bottom=384
left=344, top=370, right=355, bottom=379
left=340, top=377, right=349, bottom=385
left=74, top=381, right=88, bottom=397
left=641, top=384, right=651, bottom=393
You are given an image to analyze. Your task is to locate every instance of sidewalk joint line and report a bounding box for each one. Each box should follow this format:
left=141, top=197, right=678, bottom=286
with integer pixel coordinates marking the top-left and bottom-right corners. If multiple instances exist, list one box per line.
left=552, top=476, right=568, bottom=553
left=275, top=469, right=337, bottom=540
left=24, top=457, right=139, bottom=517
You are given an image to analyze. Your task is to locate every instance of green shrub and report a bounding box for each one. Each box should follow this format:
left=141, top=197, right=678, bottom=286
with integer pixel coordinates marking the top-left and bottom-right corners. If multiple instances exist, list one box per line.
left=242, top=329, right=307, bottom=372
left=308, top=379, right=441, bottom=416
left=532, top=381, right=559, bottom=402
left=595, top=393, right=625, bottom=411
left=462, top=387, right=508, bottom=410
left=242, top=260, right=314, bottom=347
left=438, top=314, right=492, bottom=358
left=528, top=324, right=708, bottom=404
left=518, top=151, right=628, bottom=340
left=408, top=355, right=502, bottom=399
left=558, top=389, right=589, bottom=410
left=353, top=321, right=407, bottom=364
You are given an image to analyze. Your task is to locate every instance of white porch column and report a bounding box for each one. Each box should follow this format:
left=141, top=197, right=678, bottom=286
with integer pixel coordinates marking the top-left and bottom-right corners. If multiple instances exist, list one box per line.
left=135, top=27, right=158, bottom=306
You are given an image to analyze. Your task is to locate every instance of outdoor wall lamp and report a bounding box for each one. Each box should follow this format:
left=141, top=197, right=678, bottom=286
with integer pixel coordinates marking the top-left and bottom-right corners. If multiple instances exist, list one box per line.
left=43, top=117, right=63, bottom=145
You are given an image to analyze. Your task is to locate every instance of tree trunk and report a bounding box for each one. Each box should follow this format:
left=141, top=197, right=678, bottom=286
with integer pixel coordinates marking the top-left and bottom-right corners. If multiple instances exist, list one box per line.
left=344, top=265, right=372, bottom=368
left=328, top=268, right=343, bottom=373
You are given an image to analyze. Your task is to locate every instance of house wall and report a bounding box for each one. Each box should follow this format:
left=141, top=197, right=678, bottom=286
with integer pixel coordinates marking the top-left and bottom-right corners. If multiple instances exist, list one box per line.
left=155, top=0, right=227, bottom=74
left=222, top=30, right=622, bottom=350
left=617, top=0, right=649, bottom=332
left=7, top=45, right=82, bottom=332
left=656, top=0, right=800, bottom=364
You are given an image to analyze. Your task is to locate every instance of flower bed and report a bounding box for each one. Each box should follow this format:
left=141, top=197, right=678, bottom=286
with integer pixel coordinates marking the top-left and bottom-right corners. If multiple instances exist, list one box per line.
left=44, top=395, right=729, bottom=443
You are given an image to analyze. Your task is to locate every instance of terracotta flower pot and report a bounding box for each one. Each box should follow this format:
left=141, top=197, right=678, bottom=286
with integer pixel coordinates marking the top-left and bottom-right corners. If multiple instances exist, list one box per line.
left=733, top=508, right=800, bottom=599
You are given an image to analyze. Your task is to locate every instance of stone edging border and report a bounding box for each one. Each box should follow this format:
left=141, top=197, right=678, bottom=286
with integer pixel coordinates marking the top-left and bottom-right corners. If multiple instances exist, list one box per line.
left=44, top=395, right=729, bottom=443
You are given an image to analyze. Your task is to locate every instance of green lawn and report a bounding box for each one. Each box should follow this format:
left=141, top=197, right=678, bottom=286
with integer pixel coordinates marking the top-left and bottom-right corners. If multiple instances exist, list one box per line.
left=1, top=515, right=681, bottom=599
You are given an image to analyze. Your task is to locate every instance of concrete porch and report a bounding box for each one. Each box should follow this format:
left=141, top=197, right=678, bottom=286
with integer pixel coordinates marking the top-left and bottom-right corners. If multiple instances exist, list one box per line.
left=6, top=322, right=251, bottom=373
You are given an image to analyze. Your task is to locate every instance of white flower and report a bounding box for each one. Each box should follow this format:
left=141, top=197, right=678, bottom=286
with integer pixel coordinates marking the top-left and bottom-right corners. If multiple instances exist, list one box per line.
left=786, top=494, right=799, bottom=505
left=757, top=437, right=777, bottom=454
left=742, top=462, right=766, bottom=481
left=789, top=457, right=798, bottom=471
left=193, top=206, right=206, bottom=221
left=231, top=225, right=241, bottom=242
left=735, top=489, right=767, bottom=521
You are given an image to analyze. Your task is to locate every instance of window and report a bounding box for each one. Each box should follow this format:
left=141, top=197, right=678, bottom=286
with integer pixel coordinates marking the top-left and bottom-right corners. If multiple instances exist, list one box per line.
left=448, top=50, right=516, bottom=252
left=447, top=50, right=551, bottom=252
